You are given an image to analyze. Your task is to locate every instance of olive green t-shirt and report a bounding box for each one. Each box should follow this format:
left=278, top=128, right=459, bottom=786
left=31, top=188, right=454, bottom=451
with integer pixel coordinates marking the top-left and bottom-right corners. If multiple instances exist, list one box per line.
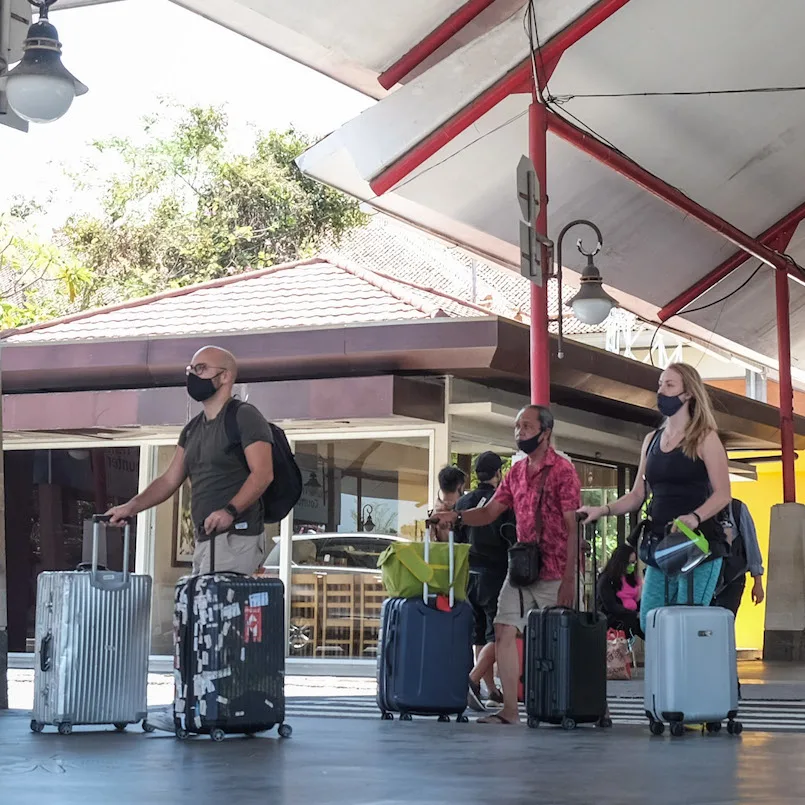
left=178, top=399, right=274, bottom=540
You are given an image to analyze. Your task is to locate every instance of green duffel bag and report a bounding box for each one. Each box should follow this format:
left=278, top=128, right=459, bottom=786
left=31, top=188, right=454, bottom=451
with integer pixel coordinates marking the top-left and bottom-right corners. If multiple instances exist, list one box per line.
left=377, top=540, right=470, bottom=601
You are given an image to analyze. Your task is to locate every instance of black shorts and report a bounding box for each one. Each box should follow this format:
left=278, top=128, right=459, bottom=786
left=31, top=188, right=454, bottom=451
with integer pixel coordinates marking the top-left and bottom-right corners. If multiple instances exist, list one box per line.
left=467, top=567, right=507, bottom=645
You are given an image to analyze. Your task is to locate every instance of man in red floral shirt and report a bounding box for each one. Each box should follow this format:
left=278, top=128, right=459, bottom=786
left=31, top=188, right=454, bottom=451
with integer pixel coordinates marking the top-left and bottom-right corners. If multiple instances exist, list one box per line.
left=432, top=405, right=581, bottom=724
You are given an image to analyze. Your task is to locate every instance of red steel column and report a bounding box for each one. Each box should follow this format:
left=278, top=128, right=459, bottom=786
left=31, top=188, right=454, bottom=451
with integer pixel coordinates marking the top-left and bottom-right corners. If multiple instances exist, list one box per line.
left=530, top=101, right=550, bottom=406
left=775, top=265, right=797, bottom=502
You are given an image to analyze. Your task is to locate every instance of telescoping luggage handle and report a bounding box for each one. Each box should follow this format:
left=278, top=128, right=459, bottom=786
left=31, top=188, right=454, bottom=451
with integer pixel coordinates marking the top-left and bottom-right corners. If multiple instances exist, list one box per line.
left=574, top=512, right=598, bottom=615
left=90, top=514, right=132, bottom=591
left=422, top=527, right=456, bottom=608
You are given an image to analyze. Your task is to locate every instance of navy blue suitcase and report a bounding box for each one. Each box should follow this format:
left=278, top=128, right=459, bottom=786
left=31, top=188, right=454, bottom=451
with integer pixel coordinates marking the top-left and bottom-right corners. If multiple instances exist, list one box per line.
left=376, top=530, right=473, bottom=721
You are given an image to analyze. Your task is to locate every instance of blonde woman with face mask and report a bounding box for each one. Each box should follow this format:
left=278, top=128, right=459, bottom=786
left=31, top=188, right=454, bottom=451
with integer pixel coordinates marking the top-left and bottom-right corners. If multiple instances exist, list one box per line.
left=580, top=362, right=731, bottom=632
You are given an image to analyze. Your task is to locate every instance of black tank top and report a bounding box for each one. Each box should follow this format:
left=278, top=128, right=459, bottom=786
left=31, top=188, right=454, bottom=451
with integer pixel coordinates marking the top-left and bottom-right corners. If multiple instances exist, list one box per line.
left=645, top=428, right=710, bottom=531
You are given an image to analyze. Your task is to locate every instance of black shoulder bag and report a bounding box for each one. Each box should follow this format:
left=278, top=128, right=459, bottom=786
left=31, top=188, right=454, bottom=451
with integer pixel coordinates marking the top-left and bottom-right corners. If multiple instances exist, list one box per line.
left=508, top=466, right=551, bottom=587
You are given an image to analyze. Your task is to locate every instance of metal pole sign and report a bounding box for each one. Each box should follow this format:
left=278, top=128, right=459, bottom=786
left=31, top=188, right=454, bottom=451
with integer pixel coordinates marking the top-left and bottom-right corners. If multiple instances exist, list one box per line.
left=517, top=154, right=543, bottom=285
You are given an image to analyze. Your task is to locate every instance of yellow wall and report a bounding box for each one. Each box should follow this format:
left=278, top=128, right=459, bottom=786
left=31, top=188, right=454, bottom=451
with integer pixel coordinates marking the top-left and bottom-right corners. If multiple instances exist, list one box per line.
left=731, top=455, right=805, bottom=649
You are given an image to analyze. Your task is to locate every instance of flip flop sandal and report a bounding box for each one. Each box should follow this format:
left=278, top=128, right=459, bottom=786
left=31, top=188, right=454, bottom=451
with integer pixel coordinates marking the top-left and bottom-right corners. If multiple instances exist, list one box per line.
left=477, top=713, right=517, bottom=725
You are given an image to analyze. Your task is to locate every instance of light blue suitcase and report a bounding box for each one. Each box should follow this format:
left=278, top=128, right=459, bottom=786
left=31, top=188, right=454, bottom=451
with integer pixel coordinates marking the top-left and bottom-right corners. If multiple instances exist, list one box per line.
left=644, top=601, right=741, bottom=737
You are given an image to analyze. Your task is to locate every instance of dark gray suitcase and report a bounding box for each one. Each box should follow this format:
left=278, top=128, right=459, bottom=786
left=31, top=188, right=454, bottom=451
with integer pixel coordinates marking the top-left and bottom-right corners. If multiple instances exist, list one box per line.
left=524, top=518, right=609, bottom=730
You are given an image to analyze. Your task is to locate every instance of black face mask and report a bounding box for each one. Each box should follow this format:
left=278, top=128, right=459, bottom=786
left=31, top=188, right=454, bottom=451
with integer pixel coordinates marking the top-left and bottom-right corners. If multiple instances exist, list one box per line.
left=187, top=372, right=219, bottom=402
left=517, top=429, right=544, bottom=455
left=657, top=393, right=686, bottom=418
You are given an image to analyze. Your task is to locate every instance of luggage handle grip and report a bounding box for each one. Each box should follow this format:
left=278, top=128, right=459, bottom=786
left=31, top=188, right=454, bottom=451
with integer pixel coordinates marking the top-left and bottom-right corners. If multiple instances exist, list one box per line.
left=40, top=632, right=52, bottom=672
left=421, top=526, right=456, bottom=607
left=91, top=514, right=131, bottom=589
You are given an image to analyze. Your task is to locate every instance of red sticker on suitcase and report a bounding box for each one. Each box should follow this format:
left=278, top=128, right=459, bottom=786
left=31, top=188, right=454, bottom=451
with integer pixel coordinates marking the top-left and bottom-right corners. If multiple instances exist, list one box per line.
left=244, top=606, right=262, bottom=643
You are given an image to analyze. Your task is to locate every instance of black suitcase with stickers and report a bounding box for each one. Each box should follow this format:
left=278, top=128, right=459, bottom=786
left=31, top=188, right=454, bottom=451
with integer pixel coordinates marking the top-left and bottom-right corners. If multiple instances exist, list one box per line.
left=172, top=537, right=291, bottom=741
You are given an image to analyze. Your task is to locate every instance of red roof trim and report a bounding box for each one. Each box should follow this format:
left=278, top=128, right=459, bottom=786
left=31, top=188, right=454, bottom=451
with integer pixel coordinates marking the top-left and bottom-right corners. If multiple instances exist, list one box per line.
left=1, top=257, right=324, bottom=339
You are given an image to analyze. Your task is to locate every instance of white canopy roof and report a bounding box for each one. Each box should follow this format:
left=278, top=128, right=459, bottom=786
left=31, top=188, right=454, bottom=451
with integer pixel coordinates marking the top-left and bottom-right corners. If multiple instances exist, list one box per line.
left=64, top=0, right=805, bottom=380
left=291, top=0, right=805, bottom=378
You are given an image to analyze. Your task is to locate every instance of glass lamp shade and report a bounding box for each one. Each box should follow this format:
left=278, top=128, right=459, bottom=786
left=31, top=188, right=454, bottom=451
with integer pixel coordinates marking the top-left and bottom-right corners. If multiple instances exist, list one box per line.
left=567, top=255, right=618, bottom=325
left=569, top=294, right=617, bottom=325
left=4, top=19, right=87, bottom=124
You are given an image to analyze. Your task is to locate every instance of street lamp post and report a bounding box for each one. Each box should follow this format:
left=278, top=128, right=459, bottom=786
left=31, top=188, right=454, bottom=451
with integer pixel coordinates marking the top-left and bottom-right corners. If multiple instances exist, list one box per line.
left=551, top=219, right=617, bottom=358
left=358, top=504, right=375, bottom=533
left=3, top=0, right=87, bottom=123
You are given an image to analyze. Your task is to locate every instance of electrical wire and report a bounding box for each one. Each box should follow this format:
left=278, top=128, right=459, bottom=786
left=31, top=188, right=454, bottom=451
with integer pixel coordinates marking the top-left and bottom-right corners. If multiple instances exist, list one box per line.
left=550, top=85, right=805, bottom=104
left=680, top=263, right=764, bottom=316
left=523, top=0, right=552, bottom=103
left=379, top=108, right=529, bottom=197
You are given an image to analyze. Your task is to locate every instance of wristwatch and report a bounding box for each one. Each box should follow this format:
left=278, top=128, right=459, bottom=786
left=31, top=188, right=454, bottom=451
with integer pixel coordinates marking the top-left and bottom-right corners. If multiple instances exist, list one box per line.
left=224, top=503, right=239, bottom=519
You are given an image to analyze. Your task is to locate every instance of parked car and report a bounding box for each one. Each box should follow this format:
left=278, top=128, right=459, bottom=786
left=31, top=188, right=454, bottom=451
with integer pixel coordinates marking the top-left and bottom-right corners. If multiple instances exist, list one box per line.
left=262, top=532, right=410, bottom=658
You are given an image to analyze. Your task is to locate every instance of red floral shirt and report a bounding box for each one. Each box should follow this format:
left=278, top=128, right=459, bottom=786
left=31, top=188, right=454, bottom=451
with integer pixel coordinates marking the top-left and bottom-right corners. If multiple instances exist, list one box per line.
left=493, top=448, right=581, bottom=581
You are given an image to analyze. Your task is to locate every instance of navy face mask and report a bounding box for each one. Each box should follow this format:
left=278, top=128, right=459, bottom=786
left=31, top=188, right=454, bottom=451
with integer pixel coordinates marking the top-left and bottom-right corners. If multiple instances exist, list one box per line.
left=657, top=393, right=685, bottom=417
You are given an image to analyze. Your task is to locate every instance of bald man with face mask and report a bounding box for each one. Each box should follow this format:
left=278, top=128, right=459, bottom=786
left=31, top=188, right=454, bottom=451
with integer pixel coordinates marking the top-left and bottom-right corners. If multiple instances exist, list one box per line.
left=108, top=345, right=275, bottom=575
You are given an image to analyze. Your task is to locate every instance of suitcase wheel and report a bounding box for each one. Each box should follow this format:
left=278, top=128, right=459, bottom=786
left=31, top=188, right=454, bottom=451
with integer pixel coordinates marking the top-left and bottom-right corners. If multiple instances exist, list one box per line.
left=437, top=715, right=450, bottom=723
left=57, top=722, right=73, bottom=736
left=114, top=722, right=128, bottom=732
left=705, top=722, right=722, bottom=735
left=175, top=727, right=189, bottom=740
left=670, top=722, right=685, bottom=737
left=400, top=713, right=413, bottom=721
left=561, top=717, right=576, bottom=731
left=597, top=716, right=613, bottom=729
left=278, top=723, right=293, bottom=739
left=142, top=721, right=156, bottom=734
left=210, top=728, right=226, bottom=742
left=726, top=720, right=743, bottom=736
left=527, top=716, right=539, bottom=729
left=457, top=714, right=469, bottom=723
left=649, top=720, right=665, bottom=736
left=30, top=720, right=44, bottom=734
left=380, top=712, right=394, bottom=721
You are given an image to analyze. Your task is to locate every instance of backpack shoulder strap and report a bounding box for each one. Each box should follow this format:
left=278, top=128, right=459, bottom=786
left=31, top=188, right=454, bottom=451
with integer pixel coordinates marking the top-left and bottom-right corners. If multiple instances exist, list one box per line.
left=730, top=498, right=742, bottom=536
left=224, top=399, right=243, bottom=452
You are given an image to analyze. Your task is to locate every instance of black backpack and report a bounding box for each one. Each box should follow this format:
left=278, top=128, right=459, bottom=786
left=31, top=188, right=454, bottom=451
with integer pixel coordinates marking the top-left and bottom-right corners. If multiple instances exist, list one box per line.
left=224, top=400, right=302, bottom=524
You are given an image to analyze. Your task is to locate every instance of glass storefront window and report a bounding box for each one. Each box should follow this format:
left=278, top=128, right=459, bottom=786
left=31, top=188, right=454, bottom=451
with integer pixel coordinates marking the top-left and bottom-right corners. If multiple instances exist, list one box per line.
left=575, top=460, right=619, bottom=610
left=267, top=435, right=430, bottom=659
left=4, top=447, right=141, bottom=652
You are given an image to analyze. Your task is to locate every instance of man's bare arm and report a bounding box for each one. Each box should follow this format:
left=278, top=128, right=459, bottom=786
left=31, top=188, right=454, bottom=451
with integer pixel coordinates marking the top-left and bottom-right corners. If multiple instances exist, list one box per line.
left=108, top=447, right=187, bottom=523
left=229, top=442, right=274, bottom=514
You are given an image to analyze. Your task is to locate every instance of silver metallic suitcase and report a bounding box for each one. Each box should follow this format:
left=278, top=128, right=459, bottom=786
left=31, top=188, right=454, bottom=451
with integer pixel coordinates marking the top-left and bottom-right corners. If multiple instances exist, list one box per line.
left=31, top=515, right=152, bottom=735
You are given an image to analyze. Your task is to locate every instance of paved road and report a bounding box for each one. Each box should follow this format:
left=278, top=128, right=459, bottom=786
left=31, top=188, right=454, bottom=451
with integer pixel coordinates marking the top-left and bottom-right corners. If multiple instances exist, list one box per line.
left=2, top=708, right=805, bottom=805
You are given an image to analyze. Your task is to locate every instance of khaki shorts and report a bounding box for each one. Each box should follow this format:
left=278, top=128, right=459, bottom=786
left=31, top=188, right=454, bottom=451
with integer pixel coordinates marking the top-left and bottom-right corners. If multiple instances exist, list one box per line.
left=494, top=576, right=562, bottom=633
left=192, top=532, right=267, bottom=576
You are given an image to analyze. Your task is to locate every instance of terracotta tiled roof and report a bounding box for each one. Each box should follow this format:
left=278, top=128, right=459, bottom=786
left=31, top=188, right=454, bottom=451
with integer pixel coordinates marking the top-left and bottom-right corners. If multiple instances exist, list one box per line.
left=4, top=213, right=629, bottom=345
left=2, top=257, right=494, bottom=344
left=323, top=214, right=609, bottom=335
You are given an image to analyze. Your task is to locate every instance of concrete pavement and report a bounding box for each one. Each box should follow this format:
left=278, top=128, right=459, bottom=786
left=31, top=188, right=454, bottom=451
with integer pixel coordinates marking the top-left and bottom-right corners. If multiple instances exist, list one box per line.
left=3, top=707, right=805, bottom=805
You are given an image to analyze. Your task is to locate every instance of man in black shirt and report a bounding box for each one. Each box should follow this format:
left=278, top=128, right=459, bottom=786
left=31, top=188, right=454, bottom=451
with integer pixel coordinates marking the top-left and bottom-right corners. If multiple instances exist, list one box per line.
left=455, top=452, right=515, bottom=711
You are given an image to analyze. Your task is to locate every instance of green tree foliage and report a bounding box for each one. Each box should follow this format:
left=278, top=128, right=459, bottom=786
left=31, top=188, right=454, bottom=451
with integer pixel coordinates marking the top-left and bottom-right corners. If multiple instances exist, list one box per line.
left=0, top=201, right=92, bottom=329
left=0, top=102, right=367, bottom=327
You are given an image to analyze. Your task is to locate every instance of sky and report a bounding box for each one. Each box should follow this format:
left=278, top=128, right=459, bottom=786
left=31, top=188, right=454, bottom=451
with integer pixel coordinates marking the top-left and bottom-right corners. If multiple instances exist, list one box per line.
left=0, top=0, right=374, bottom=230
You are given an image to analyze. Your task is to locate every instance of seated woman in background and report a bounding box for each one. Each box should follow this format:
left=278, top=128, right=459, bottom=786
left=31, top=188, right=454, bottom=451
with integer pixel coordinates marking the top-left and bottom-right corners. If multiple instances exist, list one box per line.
left=597, top=544, right=644, bottom=640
